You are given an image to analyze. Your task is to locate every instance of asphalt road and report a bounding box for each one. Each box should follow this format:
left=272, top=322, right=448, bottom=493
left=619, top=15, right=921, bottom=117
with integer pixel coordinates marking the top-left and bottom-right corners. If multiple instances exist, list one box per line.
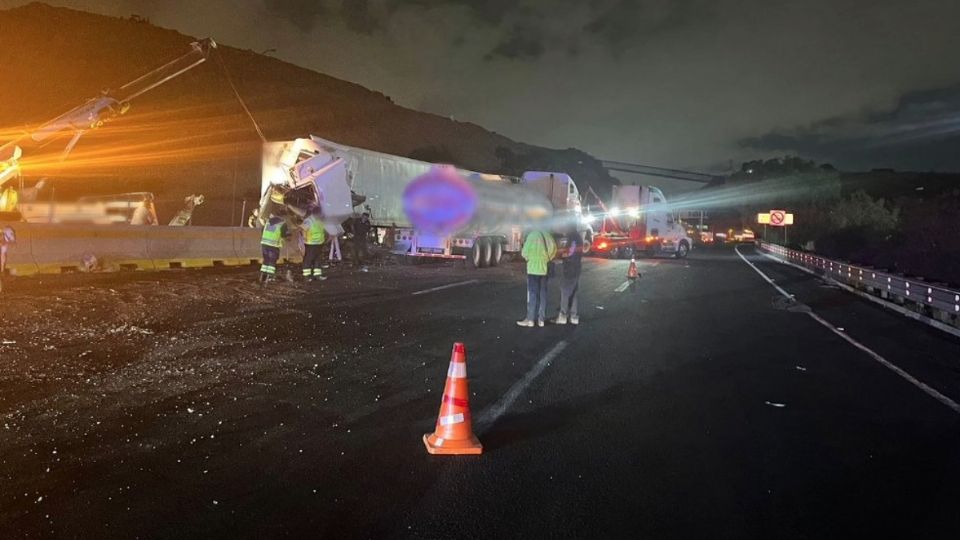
left=1, top=245, right=959, bottom=538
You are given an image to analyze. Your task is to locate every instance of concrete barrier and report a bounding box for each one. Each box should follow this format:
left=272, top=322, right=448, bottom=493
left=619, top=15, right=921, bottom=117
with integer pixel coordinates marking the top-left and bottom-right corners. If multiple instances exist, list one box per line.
left=28, top=224, right=154, bottom=273
left=233, top=228, right=264, bottom=265
left=146, top=226, right=249, bottom=269
left=0, top=224, right=306, bottom=276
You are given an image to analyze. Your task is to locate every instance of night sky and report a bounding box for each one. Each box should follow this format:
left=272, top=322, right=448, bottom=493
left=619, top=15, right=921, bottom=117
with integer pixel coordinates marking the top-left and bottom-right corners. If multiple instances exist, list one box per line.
left=4, top=0, right=960, bottom=184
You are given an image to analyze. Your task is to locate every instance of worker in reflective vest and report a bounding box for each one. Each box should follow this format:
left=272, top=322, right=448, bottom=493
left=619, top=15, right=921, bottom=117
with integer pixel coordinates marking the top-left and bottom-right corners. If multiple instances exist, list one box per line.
left=300, top=208, right=327, bottom=281
left=260, top=215, right=287, bottom=284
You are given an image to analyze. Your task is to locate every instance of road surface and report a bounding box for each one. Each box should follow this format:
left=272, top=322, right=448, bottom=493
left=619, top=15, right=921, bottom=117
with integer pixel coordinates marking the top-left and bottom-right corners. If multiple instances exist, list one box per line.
left=1, top=245, right=959, bottom=538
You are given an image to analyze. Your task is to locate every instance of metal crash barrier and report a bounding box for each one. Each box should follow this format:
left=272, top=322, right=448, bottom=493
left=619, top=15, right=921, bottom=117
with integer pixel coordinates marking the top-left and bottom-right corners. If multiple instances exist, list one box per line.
left=0, top=222, right=302, bottom=276
left=759, top=242, right=960, bottom=331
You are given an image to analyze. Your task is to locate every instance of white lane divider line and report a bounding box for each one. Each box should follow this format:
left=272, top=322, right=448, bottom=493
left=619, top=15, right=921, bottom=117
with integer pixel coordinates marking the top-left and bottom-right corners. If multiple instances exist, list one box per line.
left=735, top=245, right=960, bottom=415
left=411, top=279, right=479, bottom=296
left=476, top=340, right=569, bottom=429
left=614, top=281, right=631, bottom=293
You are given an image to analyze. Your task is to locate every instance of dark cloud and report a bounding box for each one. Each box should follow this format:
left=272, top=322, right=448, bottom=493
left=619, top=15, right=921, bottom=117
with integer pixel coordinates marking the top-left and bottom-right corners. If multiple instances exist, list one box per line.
left=342, top=0, right=381, bottom=34
left=583, top=0, right=701, bottom=51
left=389, top=0, right=516, bottom=25
left=485, top=23, right=544, bottom=60
left=262, top=0, right=330, bottom=33
left=260, top=0, right=381, bottom=34
left=741, top=85, right=960, bottom=171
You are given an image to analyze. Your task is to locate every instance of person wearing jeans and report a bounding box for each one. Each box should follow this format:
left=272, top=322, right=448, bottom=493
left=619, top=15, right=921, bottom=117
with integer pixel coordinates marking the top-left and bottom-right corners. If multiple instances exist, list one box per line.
left=553, top=227, right=583, bottom=325
left=517, top=228, right=557, bottom=328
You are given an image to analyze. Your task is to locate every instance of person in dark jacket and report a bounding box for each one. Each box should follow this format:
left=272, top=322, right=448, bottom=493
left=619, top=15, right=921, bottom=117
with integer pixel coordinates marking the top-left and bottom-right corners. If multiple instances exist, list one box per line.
left=349, top=213, right=371, bottom=268
left=552, top=227, right=584, bottom=325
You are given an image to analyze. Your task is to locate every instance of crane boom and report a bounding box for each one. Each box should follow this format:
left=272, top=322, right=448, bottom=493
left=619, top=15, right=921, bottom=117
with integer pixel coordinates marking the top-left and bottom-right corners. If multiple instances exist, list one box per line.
left=0, top=38, right=217, bottom=190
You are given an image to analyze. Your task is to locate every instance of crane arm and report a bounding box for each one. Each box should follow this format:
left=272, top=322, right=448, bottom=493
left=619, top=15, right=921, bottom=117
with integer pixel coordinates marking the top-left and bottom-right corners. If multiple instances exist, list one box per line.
left=3, top=38, right=217, bottom=170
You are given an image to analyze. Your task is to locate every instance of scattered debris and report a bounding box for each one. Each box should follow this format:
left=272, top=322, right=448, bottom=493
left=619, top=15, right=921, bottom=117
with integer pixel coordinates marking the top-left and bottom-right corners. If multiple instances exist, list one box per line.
left=764, top=401, right=787, bottom=408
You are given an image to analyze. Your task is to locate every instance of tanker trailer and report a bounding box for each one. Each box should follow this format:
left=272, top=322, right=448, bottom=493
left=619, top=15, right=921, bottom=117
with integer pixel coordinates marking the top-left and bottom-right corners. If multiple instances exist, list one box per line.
left=400, top=166, right=584, bottom=268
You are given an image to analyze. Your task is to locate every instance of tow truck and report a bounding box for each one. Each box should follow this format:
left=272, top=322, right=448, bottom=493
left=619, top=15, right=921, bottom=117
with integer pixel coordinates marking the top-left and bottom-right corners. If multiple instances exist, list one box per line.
left=585, top=184, right=692, bottom=258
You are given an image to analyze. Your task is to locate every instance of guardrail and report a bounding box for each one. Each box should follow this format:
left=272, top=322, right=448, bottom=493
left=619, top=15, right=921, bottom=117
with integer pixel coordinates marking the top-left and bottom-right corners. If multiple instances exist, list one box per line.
left=758, top=242, right=960, bottom=332
left=0, top=222, right=303, bottom=276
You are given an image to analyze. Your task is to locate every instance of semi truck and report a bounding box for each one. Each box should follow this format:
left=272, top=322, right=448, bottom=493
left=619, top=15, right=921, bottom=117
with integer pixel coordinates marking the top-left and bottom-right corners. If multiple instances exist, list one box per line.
left=588, top=184, right=692, bottom=259
left=257, top=136, right=584, bottom=267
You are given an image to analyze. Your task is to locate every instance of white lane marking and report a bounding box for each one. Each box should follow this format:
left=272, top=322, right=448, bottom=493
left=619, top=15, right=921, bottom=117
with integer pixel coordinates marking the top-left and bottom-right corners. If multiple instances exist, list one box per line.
left=614, top=280, right=631, bottom=292
left=735, top=245, right=960, bottom=415
left=734, top=245, right=794, bottom=299
left=476, top=340, right=569, bottom=429
left=412, top=279, right=479, bottom=296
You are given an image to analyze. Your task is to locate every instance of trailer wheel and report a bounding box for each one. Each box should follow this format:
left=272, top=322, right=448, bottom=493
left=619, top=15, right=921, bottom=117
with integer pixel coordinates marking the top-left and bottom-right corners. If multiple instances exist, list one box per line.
left=479, top=238, right=493, bottom=268
left=467, top=240, right=483, bottom=269
left=490, top=240, right=503, bottom=267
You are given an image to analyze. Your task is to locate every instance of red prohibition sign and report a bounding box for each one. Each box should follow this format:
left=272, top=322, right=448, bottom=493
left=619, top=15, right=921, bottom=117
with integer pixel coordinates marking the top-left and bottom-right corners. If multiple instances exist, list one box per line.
left=770, top=210, right=786, bottom=225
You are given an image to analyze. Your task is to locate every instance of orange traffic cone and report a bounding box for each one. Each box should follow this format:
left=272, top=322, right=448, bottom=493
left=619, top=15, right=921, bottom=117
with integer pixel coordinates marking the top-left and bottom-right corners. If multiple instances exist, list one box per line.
left=423, top=342, right=483, bottom=455
left=627, top=258, right=640, bottom=280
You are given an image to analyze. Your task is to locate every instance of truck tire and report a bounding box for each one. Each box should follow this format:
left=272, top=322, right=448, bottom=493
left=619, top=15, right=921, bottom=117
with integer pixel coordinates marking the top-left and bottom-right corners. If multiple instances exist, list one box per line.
left=479, top=238, right=493, bottom=268
left=467, top=240, right=483, bottom=268
left=675, top=240, right=689, bottom=259
left=490, top=240, right=503, bottom=267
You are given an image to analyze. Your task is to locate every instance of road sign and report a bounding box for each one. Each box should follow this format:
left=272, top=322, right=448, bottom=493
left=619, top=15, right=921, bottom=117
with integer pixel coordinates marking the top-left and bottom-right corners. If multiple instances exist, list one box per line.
left=757, top=213, right=770, bottom=224
left=770, top=209, right=786, bottom=225
left=765, top=209, right=793, bottom=227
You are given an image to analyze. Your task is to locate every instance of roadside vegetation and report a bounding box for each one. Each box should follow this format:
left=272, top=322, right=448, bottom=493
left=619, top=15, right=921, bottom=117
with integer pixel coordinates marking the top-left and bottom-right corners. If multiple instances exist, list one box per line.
left=721, top=157, right=960, bottom=286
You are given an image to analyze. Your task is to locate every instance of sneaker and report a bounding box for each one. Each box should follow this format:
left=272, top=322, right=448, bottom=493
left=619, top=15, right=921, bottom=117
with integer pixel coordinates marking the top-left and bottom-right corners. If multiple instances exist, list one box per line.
left=569, top=316, right=580, bottom=325
left=516, top=319, right=535, bottom=327
left=537, top=319, right=545, bottom=327
left=551, top=314, right=568, bottom=325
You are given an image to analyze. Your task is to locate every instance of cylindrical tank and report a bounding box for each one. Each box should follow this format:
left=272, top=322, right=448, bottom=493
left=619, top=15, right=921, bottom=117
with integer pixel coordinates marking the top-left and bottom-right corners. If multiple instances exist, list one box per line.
left=403, top=165, right=554, bottom=236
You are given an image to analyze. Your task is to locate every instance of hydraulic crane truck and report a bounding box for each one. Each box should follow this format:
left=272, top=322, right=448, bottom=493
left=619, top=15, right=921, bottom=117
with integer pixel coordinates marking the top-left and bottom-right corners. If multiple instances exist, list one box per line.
left=0, top=38, right=217, bottom=223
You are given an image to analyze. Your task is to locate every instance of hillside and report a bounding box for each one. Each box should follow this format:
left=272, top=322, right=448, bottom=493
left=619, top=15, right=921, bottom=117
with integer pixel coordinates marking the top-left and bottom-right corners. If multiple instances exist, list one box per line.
left=0, top=3, right=616, bottom=225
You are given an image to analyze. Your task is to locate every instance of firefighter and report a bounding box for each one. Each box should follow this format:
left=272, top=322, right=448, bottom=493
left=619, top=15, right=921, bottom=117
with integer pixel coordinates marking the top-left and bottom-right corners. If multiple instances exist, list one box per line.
left=300, top=207, right=327, bottom=281
left=259, top=214, right=287, bottom=284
